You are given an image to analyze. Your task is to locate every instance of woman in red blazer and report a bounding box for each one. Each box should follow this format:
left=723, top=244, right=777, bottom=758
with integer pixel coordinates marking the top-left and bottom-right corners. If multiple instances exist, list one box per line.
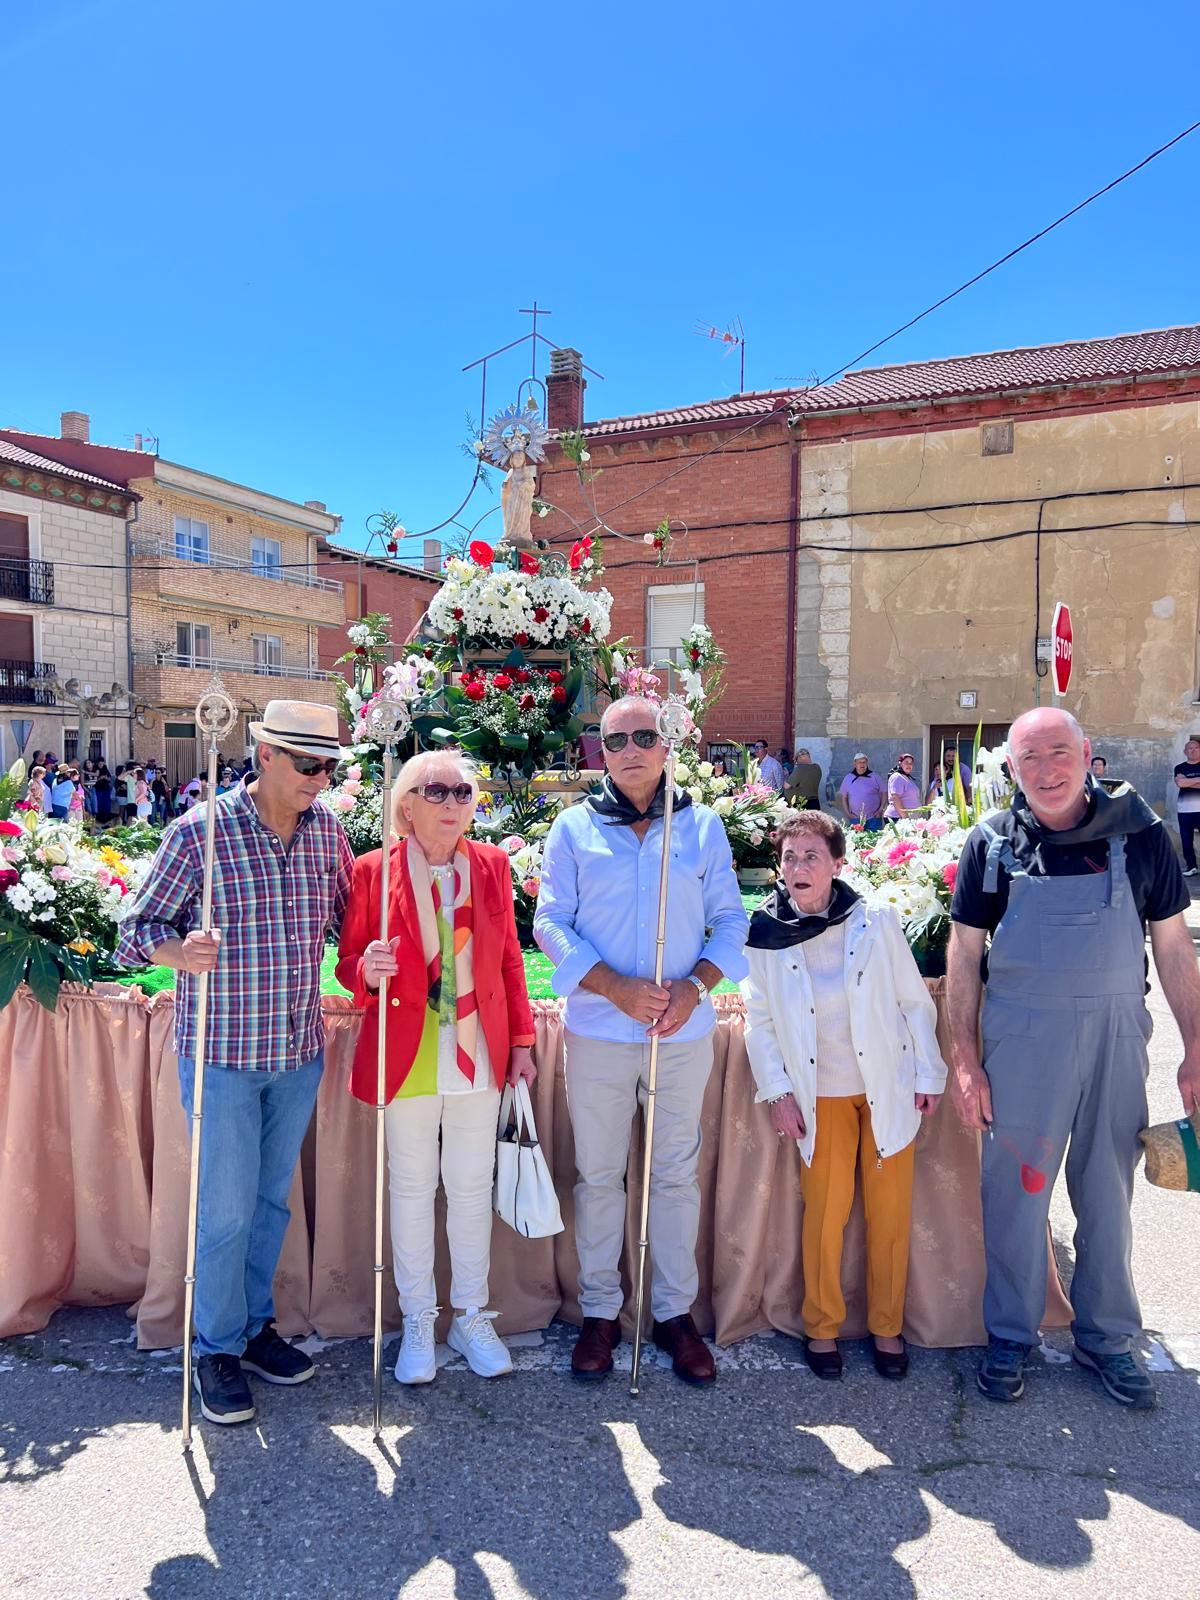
left=336, top=750, right=535, bottom=1386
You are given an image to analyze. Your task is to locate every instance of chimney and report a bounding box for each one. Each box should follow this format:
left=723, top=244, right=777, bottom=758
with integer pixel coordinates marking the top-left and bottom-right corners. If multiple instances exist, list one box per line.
left=423, top=539, right=442, bottom=573
left=304, top=499, right=327, bottom=512
left=547, top=347, right=586, bottom=433
left=60, top=410, right=90, bottom=442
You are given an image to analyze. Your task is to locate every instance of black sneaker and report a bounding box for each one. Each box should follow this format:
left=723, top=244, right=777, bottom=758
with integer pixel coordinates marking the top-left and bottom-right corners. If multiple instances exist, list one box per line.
left=241, top=1322, right=316, bottom=1386
left=977, top=1337, right=1029, bottom=1402
left=194, top=1354, right=255, bottom=1425
left=1073, top=1347, right=1157, bottom=1410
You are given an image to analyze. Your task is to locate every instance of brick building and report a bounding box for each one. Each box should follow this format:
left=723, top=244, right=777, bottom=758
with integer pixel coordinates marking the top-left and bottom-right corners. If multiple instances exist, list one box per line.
left=538, top=328, right=1200, bottom=813
left=0, top=430, right=136, bottom=770
left=0, top=415, right=344, bottom=785
left=314, top=538, right=442, bottom=734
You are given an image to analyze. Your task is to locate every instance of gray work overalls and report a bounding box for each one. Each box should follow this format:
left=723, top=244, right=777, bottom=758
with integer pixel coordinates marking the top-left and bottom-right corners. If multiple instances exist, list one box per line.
left=979, top=828, right=1151, bottom=1355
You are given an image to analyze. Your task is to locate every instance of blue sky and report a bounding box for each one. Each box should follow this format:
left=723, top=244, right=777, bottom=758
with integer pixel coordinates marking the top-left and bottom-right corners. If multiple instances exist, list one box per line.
left=3, top=2, right=1198, bottom=563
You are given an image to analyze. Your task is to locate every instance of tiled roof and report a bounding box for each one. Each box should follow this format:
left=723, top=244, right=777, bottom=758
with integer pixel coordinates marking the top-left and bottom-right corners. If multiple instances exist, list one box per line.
left=580, top=323, right=1200, bottom=438
left=0, top=437, right=127, bottom=492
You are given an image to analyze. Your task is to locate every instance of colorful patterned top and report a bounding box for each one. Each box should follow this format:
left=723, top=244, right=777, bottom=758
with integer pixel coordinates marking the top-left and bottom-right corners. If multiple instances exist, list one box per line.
left=395, top=862, right=492, bottom=1098
left=114, top=781, right=354, bottom=1071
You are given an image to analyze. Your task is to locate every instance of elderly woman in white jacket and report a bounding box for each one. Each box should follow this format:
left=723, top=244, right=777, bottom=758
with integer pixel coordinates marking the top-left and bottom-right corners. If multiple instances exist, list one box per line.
left=743, top=810, right=947, bottom=1382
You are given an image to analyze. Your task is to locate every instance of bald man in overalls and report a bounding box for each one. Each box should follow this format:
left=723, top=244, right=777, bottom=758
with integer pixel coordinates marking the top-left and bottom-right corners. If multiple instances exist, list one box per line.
left=947, top=709, right=1200, bottom=1409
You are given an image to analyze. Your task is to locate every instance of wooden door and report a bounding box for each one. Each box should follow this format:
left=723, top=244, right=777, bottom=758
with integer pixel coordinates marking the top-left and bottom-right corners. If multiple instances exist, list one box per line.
left=928, top=723, right=1008, bottom=793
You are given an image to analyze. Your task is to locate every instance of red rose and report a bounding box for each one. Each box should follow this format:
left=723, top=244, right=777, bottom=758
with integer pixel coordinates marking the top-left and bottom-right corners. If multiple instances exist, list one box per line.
left=689, top=648, right=700, bottom=663
left=514, top=669, right=530, bottom=683
left=354, top=645, right=367, bottom=657
left=464, top=681, right=486, bottom=702
left=469, top=541, right=495, bottom=566
left=581, top=619, right=592, bottom=634
left=452, top=607, right=464, bottom=621
left=0, top=867, right=17, bottom=890
left=492, top=672, right=512, bottom=691
left=386, top=539, right=398, bottom=555
left=533, top=607, right=549, bottom=623
left=546, top=668, right=563, bottom=684
left=424, top=648, right=433, bottom=658
left=520, top=693, right=535, bottom=711
left=513, top=631, right=530, bottom=647
left=0, top=819, right=22, bottom=838
left=569, top=543, right=584, bottom=571
left=551, top=685, right=567, bottom=704
left=519, top=551, right=539, bottom=574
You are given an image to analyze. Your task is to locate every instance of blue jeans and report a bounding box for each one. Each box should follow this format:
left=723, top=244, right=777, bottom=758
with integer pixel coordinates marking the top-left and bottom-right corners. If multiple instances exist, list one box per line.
left=178, top=1053, right=323, bottom=1357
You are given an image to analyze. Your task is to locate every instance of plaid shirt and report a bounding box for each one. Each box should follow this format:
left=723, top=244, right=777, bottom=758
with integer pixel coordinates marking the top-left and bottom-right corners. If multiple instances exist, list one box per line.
left=115, top=781, right=355, bottom=1071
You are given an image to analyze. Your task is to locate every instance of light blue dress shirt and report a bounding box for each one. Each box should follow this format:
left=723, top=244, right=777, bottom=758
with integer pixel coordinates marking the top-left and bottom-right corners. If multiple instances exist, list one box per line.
left=533, top=797, right=750, bottom=1044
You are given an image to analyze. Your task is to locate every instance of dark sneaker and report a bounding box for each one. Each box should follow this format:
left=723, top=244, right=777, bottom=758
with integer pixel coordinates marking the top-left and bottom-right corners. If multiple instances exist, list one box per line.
left=977, top=1337, right=1029, bottom=1402
left=194, top=1354, right=255, bottom=1425
left=240, top=1322, right=316, bottom=1386
left=1073, top=1347, right=1157, bottom=1410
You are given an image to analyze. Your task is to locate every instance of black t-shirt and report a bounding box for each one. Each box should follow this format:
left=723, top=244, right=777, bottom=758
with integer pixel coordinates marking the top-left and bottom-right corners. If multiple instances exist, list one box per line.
left=951, top=802, right=1187, bottom=934
left=1174, top=762, right=1200, bottom=813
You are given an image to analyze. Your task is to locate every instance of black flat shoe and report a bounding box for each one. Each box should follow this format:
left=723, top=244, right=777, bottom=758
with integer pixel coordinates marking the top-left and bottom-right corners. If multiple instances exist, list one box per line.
left=804, top=1341, right=843, bottom=1381
left=871, top=1337, right=908, bottom=1380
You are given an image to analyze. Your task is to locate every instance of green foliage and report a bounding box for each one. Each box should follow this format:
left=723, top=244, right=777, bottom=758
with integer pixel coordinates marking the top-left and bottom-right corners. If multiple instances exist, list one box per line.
left=0, top=920, right=96, bottom=1012
left=0, top=760, right=27, bottom=821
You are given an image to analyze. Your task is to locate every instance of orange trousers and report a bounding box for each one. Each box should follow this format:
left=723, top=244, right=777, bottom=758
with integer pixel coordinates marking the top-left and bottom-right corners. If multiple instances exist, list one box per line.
left=799, top=1094, right=915, bottom=1340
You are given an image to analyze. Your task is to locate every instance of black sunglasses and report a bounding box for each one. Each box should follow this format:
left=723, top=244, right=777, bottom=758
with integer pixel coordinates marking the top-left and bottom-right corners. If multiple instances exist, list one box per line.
left=602, top=729, right=660, bottom=753
left=413, top=782, right=475, bottom=806
left=284, top=752, right=339, bottom=777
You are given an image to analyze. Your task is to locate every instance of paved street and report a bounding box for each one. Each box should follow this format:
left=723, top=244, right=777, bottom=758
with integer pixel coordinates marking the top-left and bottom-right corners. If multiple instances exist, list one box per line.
left=4, top=902, right=1199, bottom=1599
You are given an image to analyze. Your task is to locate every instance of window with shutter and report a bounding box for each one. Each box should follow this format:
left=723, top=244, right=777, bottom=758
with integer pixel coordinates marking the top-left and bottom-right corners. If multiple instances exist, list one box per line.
left=646, top=584, right=705, bottom=664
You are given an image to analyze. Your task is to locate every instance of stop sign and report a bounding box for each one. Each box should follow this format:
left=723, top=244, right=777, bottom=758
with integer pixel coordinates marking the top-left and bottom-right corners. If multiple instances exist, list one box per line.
left=1051, top=602, right=1073, bottom=697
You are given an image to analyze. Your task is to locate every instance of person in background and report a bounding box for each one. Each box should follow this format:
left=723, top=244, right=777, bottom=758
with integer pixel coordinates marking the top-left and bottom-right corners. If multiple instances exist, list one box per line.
left=183, top=774, right=204, bottom=810
left=837, top=754, right=887, bottom=831
left=926, top=762, right=944, bottom=805
left=711, top=758, right=729, bottom=780
left=121, top=764, right=138, bottom=823
left=25, top=764, right=47, bottom=814
left=95, top=762, right=114, bottom=825
left=784, top=748, right=823, bottom=811
left=1090, top=755, right=1107, bottom=778
left=948, top=707, right=1197, bottom=1411
left=44, top=753, right=58, bottom=777
left=777, top=748, right=795, bottom=781
left=50, top=764, right=76, bottom=821
left=752, top=740, right=785, bottom=793
left=744, top=811, right=946, bottom=1381
left=1174, top=735, right=1200, bottom=879
left=884, top=753, right=921, bottom=821
left=216, top=767, right=237, bottom=797
left=81, top=759, right=98, bottom=817
left=135, top=767, right=153, bottom=823
left=29, top=750, right=43, bottom=772
left=151, top=769, right=170, bottom=825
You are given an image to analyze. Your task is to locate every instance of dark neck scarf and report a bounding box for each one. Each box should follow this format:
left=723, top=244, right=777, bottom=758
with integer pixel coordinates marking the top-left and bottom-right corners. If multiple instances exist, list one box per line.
left=747, top=876, right=862, bottom=950
left=586, top=772, right=694, bottom=827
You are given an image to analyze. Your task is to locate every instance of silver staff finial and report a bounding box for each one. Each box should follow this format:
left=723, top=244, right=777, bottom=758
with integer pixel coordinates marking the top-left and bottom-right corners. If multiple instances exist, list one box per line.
left=366, top=694, right=412, bottom=748
left=656, top=698, right=693, bottom=745
left=196, top=681, right=237, bottom=740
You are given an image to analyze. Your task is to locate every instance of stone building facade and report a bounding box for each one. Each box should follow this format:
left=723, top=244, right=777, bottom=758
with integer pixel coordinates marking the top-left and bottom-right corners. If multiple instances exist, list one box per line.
left=0, top=419, right=344, bottom=785
left=538, top=326, right=1200, bottom=817
left=0, top=432, right=136, bottom=770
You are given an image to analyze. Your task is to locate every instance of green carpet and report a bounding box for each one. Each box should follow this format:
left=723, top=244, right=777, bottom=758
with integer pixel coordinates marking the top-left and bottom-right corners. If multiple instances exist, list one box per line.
left=108, top=892, right=765, bottom=1001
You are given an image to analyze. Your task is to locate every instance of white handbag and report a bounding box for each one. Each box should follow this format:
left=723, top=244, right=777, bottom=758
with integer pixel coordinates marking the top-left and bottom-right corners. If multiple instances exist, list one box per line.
left=493, top=1079, right=564, bottom=1239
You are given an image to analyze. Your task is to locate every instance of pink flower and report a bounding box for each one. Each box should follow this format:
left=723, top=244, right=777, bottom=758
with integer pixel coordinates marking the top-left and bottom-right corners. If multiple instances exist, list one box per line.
left=0, top=819, right=22, bottom=838
left=3, top=845, right=20, bottom=864
left=941, top=862, right=959, bottom=891
left=345, top=764, right=362, bottom=782
left=330, top=792, right=357, bottom=814
left=886, top=840, right=920, bottom=867
left=521, top=878, right=540, bottom=897
left=926, top=818, right=949, bottom=837
left=501, top=835, right=526, bottom=854
left=50, top=865, right=73, bottom=881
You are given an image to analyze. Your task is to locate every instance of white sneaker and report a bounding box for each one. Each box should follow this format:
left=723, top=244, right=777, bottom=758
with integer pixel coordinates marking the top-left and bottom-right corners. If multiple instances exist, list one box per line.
left=394, top=1308, right=438, bottom=1385
left=447, top=1308, right=513, bottom=1378
left=1184, top=868, right=1198, bottom=878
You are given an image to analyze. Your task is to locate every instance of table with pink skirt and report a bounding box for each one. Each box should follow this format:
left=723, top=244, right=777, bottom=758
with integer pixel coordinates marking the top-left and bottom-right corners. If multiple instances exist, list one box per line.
left=0, top=980, right=1069, bottom=1350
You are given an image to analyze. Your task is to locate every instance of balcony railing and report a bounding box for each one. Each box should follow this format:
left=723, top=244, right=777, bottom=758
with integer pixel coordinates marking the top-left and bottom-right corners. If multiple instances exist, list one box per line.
left=135, top=650, right=333, bottom=683
left=133, top=538, right=342, bottom=594
left=0, top=558, right=54, bottom=605
left=0, top=660, right=56, bottom=705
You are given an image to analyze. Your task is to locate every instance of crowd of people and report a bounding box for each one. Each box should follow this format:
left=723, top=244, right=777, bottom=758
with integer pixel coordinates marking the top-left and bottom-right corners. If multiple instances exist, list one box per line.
left=112, top=698, right=1200, bottom=1432
left=21, top=751, right=253, bottom=829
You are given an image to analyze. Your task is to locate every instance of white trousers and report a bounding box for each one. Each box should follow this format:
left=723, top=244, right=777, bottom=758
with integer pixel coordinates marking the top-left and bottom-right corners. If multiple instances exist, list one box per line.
left=385, top=1086, right=500, bottom=1315
left=564, top=1030, right=714, bottom=1322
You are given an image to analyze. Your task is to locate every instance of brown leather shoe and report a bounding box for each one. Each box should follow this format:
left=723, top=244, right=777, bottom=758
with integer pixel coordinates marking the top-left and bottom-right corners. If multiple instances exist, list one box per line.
left=652, top=1314, right=716, bottom=1386
left=572, top=1317, right=621, bottom=1381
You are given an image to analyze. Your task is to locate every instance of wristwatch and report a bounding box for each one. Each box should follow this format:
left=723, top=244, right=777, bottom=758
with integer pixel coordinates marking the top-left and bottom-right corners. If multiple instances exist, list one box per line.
left=687, top=973, right=709, bottom=1004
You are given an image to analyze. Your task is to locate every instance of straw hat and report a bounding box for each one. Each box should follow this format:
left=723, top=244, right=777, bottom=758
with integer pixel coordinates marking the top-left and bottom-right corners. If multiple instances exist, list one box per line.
left=247, top=700, right=349, bottom=761
left=1139, top=1110, right=1200, bottom=1192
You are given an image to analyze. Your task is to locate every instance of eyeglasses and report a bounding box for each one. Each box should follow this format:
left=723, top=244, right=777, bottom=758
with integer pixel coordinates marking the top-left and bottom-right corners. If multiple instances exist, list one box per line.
left=284, top=752, right=339, bottom=777
left=602, top=729, right=660, bottom=753
left=412, top=782, right=475, bottom=806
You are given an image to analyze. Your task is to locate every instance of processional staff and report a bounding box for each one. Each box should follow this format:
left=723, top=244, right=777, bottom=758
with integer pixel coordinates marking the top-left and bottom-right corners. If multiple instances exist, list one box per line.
left=181, top=681, right=238, bottom=1453
left=629, top=698, right=695, bottom=1397
left=364, top=693, right=414, bottom=1437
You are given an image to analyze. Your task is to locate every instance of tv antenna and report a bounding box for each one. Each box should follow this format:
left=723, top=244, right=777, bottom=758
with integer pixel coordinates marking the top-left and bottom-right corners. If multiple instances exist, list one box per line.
left=695, top=316, right=746, bottom=392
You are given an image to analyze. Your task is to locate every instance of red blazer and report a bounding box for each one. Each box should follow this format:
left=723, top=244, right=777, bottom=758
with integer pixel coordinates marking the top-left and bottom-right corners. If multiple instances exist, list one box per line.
left=336, top=838, right=535, bottom=1105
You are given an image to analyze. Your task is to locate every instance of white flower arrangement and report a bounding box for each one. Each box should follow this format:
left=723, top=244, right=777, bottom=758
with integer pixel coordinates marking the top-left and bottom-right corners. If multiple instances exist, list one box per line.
left=428, top=556, right=612, bottom=651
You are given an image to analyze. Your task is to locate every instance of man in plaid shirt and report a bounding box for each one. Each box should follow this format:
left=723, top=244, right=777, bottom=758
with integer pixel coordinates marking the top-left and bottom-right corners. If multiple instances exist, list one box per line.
left=117, top=700, right=354, bottom=1427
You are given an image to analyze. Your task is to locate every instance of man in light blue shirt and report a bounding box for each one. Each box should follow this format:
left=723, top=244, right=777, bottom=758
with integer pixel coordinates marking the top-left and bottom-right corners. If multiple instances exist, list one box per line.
left=535, top=695, right=748, bottom=1386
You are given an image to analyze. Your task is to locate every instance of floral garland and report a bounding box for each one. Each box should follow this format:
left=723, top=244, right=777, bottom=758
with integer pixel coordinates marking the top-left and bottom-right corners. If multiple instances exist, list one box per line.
left=428, top=548, right=612, bottom=654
